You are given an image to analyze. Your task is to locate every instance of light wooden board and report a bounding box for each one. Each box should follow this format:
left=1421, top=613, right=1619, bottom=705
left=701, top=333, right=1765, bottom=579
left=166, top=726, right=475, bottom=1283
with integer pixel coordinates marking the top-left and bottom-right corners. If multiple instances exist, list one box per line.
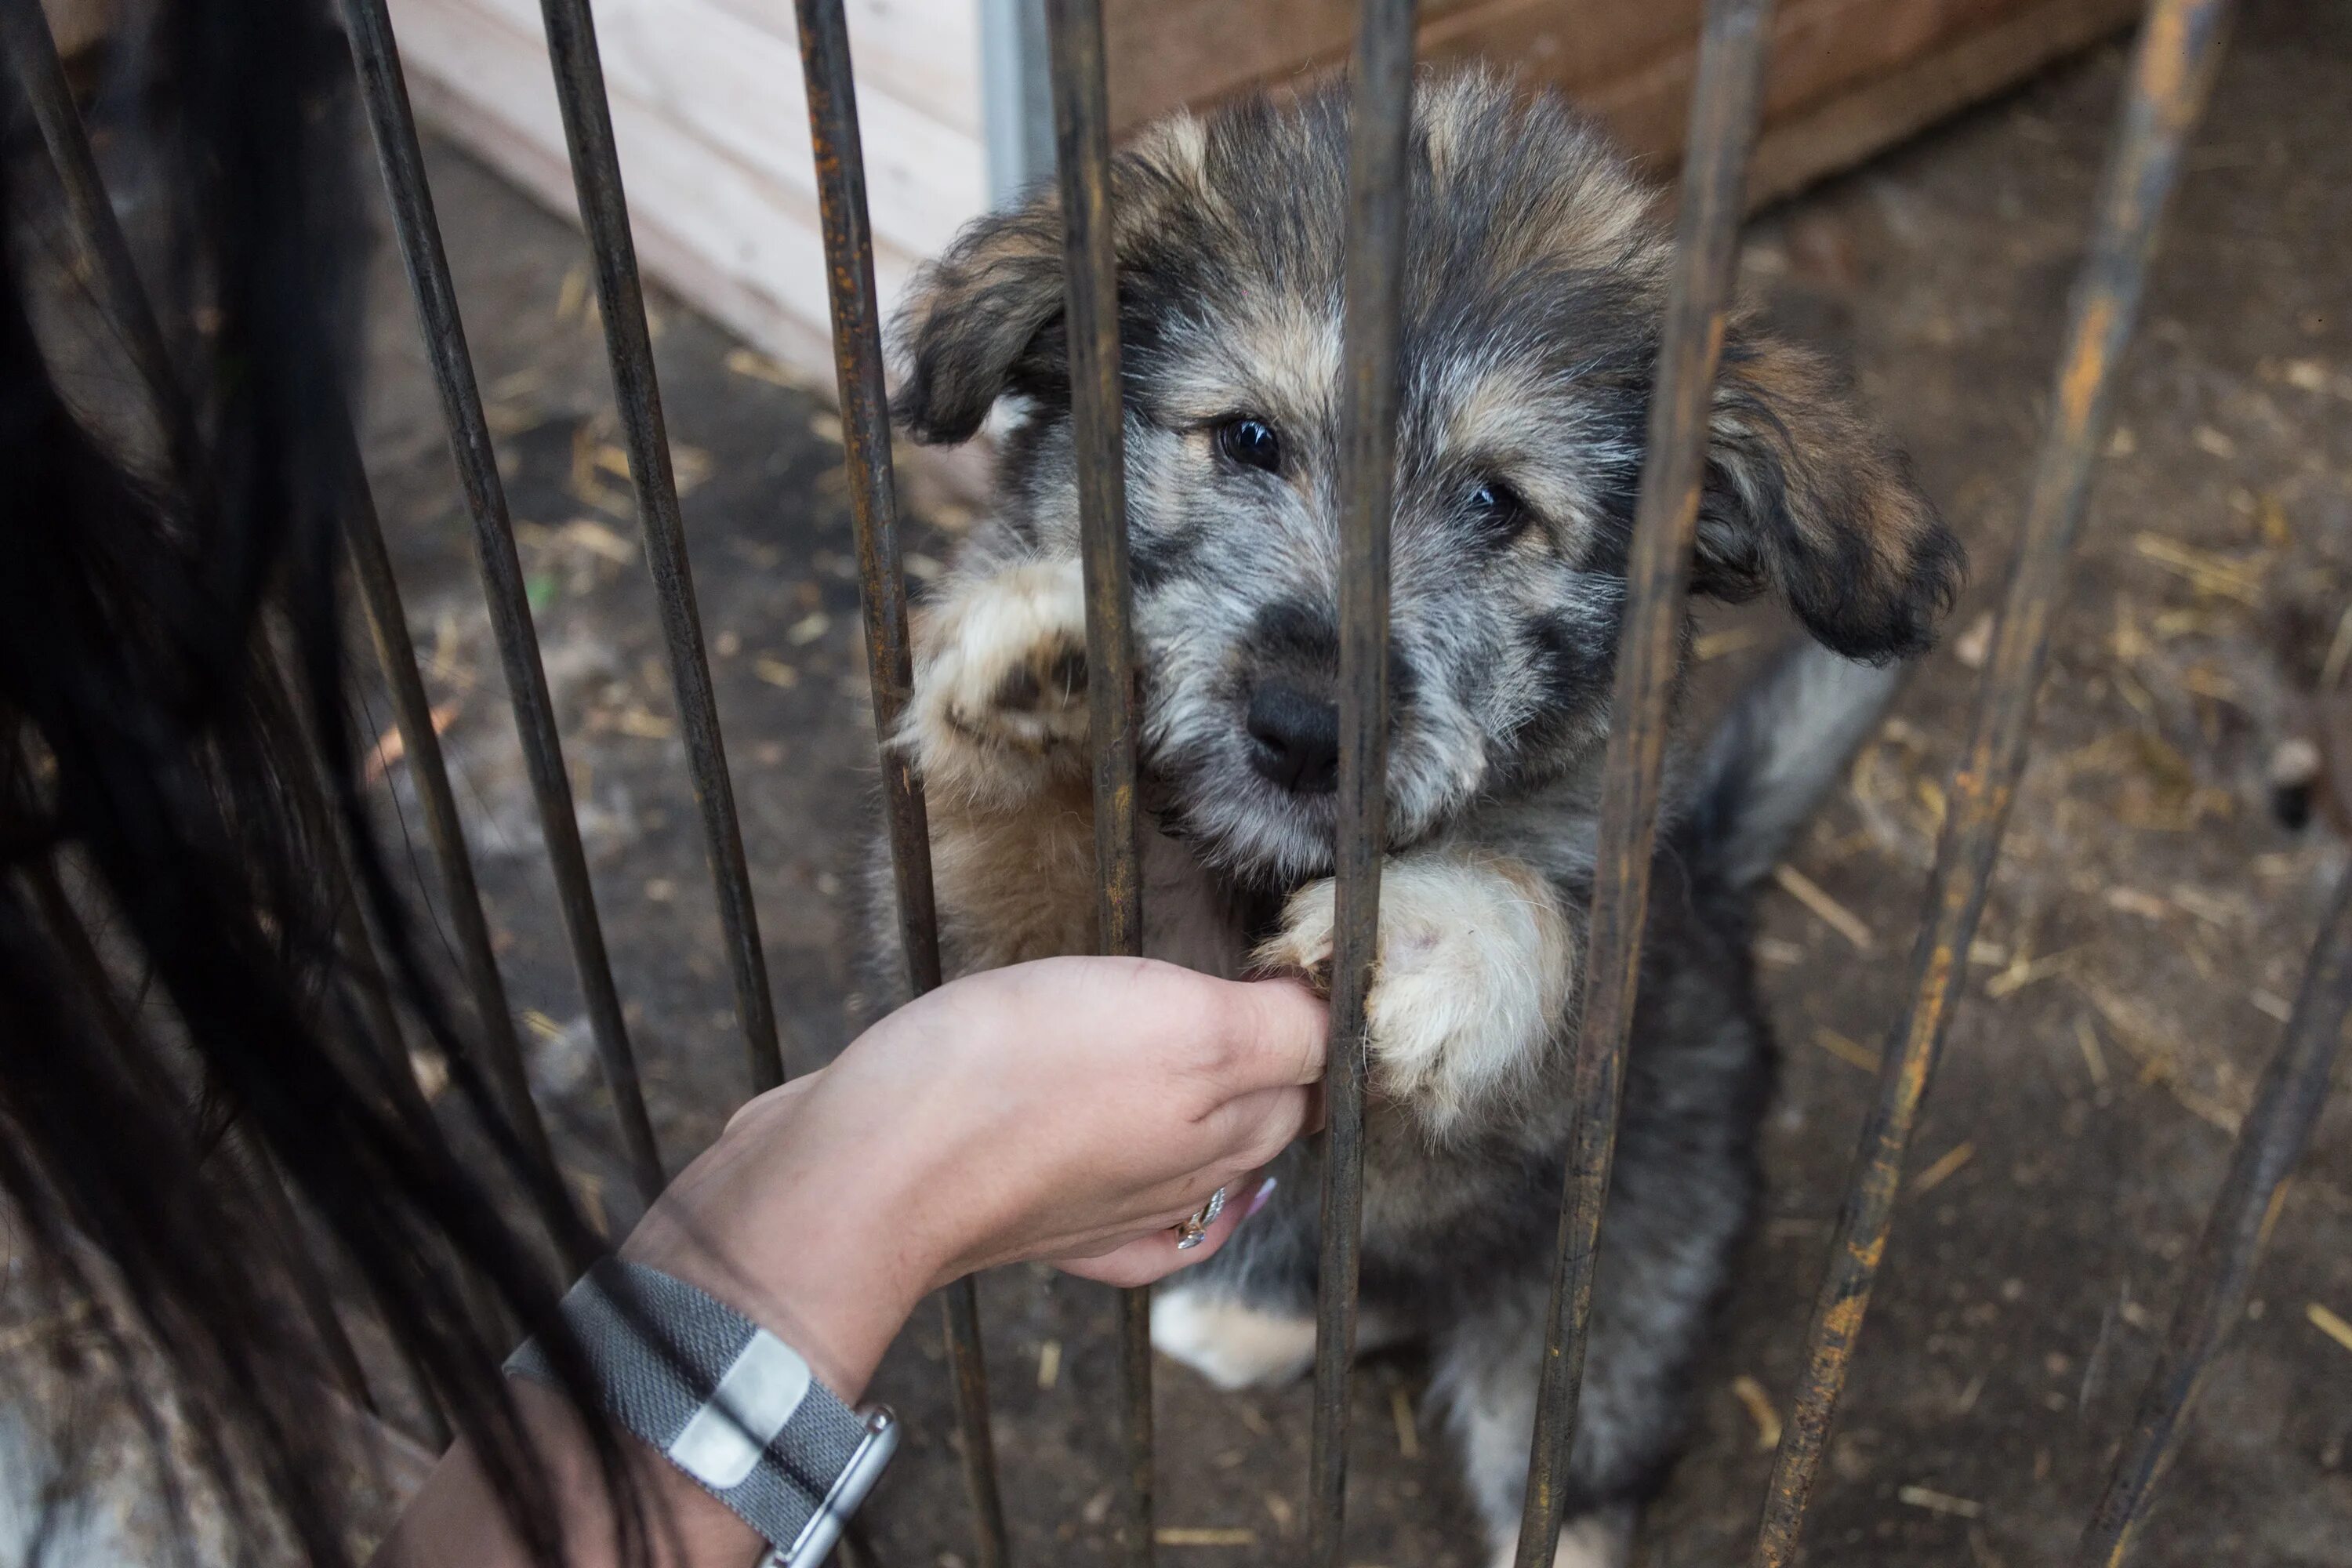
left=392, top=0, right=928, bottom=369
left=430, top=0, right=982, bottom=260
left=693, top=0, right=984, bottom=137
left=390, top=0, right=2140, bottom=421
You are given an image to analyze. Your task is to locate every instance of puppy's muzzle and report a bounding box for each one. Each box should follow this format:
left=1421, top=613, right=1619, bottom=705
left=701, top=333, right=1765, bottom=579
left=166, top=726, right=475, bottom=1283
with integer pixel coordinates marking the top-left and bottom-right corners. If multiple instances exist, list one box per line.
left=1245, top=680, right=1340, bottom=796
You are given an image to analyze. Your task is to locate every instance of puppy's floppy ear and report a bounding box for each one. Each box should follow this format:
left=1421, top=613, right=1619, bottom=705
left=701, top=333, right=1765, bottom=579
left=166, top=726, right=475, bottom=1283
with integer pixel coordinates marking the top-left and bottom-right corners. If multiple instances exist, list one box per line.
left=1693, top=332, right=1964, bottom=662
left=889, top=198, right=1068, bottom=445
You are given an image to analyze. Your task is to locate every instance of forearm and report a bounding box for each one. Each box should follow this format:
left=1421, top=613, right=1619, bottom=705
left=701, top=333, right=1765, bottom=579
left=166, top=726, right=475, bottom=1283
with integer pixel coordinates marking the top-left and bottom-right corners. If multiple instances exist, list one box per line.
left=372, top=1381, right=766, bottom=1568
left=371, top=958, right=1323, bottom=1566
left=375, top=1082, right=933, bottom=1568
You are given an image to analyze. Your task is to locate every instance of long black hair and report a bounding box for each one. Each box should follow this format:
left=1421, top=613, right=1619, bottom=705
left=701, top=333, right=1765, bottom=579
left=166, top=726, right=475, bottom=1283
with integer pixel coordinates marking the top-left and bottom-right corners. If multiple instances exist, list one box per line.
left=0, top=0, right=638, bottom=1561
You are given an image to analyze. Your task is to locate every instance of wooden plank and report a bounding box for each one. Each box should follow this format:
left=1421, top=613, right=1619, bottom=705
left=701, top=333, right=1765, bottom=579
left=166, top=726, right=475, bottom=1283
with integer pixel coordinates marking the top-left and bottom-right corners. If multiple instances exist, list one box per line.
left=697, top=0, right=982, bottom=136
left=1744, top=0, right=2147, bottom=205
left=392, top=0, right=924, bottom=363
left=405, top=53, right=1002, bottom=513
left=437, top=0, right=984, bottom=260
left=1567, top=0, right=2136, bottom=169
left=1106, top=0, right=2136, bottom=189
left=1104, top=0, right=1367, bottom=130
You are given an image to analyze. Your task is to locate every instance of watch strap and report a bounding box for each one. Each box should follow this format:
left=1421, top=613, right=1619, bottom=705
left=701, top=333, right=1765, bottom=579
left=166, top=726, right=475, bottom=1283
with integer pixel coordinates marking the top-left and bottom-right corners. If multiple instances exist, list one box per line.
left=508, top=1258, right=897, bottom=1566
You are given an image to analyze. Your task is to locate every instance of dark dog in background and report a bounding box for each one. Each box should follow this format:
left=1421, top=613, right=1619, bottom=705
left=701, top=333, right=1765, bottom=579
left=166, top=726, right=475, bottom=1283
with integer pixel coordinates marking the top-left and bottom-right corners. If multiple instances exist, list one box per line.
left=866, top=71, right=1961, bottom=1566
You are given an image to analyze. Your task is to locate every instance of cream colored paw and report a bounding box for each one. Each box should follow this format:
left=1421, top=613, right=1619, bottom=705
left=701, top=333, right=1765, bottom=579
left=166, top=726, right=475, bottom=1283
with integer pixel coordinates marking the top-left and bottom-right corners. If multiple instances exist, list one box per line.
left=1149, top=1289, right=1318, bottom=1391
left=1487, top=1505, right=1634, bottom=1568
left=902, top=558, right=1089, bottom=804
left=1254, top=851, right=1574, bottom=1137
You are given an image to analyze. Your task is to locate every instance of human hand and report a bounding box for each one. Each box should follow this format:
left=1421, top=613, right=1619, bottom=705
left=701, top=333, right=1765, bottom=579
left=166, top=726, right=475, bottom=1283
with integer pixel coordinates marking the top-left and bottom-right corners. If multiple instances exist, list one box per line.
left=622, top=956, right=1325, bottom=1396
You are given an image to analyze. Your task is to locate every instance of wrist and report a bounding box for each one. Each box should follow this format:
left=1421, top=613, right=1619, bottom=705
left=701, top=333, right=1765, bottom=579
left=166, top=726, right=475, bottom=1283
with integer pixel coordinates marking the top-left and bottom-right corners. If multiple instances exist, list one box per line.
left=618, top=1077, right=942, bottom=1399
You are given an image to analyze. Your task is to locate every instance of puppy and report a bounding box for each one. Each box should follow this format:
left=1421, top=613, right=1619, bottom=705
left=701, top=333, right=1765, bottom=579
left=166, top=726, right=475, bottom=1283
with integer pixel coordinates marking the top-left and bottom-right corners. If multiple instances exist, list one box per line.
left=866, top=71, right=1962, bottom=1566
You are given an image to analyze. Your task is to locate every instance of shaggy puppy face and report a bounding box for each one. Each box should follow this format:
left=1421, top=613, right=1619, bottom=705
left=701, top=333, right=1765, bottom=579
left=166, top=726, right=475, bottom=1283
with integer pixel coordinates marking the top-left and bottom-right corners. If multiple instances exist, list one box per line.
left=892, top=74, right=1960, bottom=887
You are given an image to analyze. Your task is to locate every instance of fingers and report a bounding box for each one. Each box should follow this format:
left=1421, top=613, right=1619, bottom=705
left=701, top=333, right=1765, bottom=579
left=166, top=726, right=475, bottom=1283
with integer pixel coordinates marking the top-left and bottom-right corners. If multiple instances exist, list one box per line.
left=1214, top=975, right=1330, bottom=1091
left=956, top=956, right=1326, bottom=1094
left=721, top=1072, right=821, bottom=1138
left=1052, top=1175, right=1276, bottom=1287
left=1195, top=1083, right=1314, bottom=1171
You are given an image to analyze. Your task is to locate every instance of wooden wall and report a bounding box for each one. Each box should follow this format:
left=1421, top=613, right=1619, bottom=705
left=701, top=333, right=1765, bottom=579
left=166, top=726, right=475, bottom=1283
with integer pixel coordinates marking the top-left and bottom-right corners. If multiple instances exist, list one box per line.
left=383, top=0, right=2143, bottom=398
left=1105, top=0, right=2146, bottom=204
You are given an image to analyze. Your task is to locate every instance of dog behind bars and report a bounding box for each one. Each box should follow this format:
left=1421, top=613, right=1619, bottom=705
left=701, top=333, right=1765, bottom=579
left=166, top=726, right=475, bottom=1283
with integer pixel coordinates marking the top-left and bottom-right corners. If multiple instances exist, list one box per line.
left=862, top=71, right=1962, bottom=1566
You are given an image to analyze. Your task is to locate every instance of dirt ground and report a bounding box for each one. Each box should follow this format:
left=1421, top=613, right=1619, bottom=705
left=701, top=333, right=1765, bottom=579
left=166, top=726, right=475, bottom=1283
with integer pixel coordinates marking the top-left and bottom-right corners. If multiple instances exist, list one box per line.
left=347, top=2, right=2351, bottom=1563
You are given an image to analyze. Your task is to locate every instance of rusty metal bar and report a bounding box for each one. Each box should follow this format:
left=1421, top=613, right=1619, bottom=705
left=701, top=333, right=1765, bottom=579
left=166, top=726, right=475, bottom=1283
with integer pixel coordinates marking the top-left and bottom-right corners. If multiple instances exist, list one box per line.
left=1511, top=4, right=1774, bottom=1563
left=532, top=0, right=786, bottom=1098
left=1748, top=3, right=2234, bottom=1561
left=1311, top=2, right=1417, bottom=1562
left=340, top=446, right=557, bottom=1175
left=2071, top=866, right=2351, bottom=1566
left=1040, top=2, right=1153, bottom=1563
left=790, top=3, right=1011, bottom=1563
left=340, top=0, right=665, bottom=1202
left=0, top=0, right=199, bottom=483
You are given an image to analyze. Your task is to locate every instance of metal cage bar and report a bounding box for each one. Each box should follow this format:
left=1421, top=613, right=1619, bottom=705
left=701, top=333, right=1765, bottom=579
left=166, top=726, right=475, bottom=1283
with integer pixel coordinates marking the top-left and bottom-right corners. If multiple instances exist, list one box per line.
left=341, top=445, right=558, bottom=1175
left=342, top=0, right=666, bottom=1203
left=1747, top=2, right=2236, bottom=1560
left=791, top=2, right=1013, bottom=1563
left=1310, top=2, right=1418, bottom=1562
left=1038, top=2, right=1154, bottom=1563
left=530, top=0, right=787, bottom=1098
left=1510, top=4, right=1776, bottom=1563
left=2071, top=864, right=2352, bottom=1567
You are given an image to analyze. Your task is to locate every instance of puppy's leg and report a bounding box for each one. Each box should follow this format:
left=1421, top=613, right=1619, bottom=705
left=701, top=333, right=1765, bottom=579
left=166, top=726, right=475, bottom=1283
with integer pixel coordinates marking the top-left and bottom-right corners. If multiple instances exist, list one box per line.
left=1255, top=847, right=1576, bottom=1138
left=895, top=558, right=1103, bottom=971
left=1151, top=1285, right=1411, bottom=1391
left=1432, top=1293, right=1639, bottom=1568
left=901, top=557, right=1090, bottom=809
left=1149, top=1290, right=1317, bottom=1391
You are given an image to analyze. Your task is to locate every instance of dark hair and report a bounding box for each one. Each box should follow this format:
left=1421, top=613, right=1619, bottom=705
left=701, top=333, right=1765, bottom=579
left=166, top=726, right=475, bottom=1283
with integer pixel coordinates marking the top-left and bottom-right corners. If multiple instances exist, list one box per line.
left=0, top=1, right=639, bottom=1561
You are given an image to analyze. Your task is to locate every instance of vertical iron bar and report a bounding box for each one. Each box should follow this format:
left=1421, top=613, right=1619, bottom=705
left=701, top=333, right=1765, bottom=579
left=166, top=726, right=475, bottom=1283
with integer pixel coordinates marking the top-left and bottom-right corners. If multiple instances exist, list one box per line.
left=1512, top=5, right=1774, bottom=1563
left=340, top=0, right=665, bottom=1203
left=340, top=445, right=557, bottom=1175
left=2071, top=866, right=2352, bottom=1566
left=1312, top=2, right=1417, bottom=1563
left=791, top=5, right=1011, bottom=1564
left=532, top=0, right=786, bottom=1098
left=1040, top=4, right=1152, bottom=1564
left=1748, top=3, right=2234, bottom=1561
left=0, top=0, right=198, bottom=483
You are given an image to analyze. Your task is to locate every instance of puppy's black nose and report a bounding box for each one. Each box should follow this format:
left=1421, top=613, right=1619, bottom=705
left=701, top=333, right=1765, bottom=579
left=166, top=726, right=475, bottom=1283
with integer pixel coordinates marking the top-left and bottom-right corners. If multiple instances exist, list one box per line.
left=1246, top=681, right=1341, bottom=795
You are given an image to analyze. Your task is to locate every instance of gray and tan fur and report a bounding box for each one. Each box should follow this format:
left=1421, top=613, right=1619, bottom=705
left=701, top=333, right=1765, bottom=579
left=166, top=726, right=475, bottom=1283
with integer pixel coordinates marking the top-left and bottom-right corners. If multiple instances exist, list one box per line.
left=864, top=73, right=1962, bottom=1566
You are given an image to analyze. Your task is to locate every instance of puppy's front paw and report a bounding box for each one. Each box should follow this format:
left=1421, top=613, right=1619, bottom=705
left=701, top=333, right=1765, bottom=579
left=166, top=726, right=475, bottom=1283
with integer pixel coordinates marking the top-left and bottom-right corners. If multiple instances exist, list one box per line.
left=1149, top=1287, right=1317, bottom=1391
left=903, top=558, right=1089, bottom=805
left=1255, top=852, right=1575, bottom=1136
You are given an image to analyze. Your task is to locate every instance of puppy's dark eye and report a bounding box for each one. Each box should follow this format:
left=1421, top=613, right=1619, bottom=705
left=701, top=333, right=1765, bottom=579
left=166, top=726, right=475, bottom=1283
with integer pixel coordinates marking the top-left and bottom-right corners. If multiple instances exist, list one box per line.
left=1215, top=416, right=1283, bottom=474
left=1465, top=479, right=1533, bottom=538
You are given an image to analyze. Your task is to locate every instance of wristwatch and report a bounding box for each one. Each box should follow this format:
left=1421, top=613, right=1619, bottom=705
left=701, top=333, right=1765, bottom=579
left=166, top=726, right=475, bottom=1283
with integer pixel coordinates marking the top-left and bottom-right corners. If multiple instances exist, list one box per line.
left=509, top=1258, right=899, bottom=1567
